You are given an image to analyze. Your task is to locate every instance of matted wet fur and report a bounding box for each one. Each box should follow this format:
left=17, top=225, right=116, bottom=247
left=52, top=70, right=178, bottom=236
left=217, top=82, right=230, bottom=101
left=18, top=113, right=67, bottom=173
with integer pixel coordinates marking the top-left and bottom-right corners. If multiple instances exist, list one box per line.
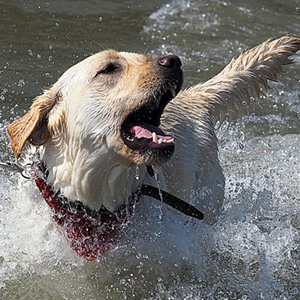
left=8, top=36, right=300, bottom=223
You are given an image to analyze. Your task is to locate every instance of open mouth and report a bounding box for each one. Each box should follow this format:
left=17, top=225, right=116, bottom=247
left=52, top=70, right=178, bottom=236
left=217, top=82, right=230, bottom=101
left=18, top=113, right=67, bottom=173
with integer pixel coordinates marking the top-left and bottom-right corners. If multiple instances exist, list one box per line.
left=121, top=83, right=181, bottom=161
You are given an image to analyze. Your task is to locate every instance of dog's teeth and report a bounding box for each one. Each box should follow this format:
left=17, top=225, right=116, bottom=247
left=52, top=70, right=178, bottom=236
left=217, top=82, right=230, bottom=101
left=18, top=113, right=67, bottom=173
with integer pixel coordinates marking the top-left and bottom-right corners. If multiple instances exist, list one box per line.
left=152, top=132, right=158, bottom=143
left=126, top=135, right=134, bottom=142
left=170, top=87, right=176, bottom=98
left=151, top=135, right=174, bottom=144
left=165, top=138, right=174, bottom=144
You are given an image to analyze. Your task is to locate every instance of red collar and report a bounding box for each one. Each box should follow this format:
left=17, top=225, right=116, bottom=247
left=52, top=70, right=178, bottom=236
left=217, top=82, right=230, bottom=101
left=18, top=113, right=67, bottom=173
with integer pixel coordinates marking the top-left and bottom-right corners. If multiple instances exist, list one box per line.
left=32, top=161, right=204, bottom=260
left=34, top=163, right=136, bottom=261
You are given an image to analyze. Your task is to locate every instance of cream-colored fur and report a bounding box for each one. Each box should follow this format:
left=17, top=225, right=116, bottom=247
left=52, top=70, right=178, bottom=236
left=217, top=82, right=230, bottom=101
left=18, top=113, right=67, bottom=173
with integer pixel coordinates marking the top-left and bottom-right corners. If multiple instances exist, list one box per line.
left=8, top=36, right=300, bottom=223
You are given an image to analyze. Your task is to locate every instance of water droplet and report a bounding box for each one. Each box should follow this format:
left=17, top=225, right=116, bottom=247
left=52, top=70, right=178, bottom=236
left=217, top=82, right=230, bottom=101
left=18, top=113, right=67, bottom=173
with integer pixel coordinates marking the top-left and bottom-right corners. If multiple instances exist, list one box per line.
left=152, top=166, right=164, bottom=220
left=17, top=79, right=25, bottom=87
left=152, top=166, right=163, bottom=200
left=135, top=166, right=140, bottom=180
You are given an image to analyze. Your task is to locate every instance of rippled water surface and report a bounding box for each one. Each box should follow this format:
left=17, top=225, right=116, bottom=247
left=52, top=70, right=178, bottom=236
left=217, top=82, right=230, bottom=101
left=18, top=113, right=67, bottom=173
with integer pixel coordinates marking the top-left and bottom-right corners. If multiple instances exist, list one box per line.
left=0, top=0, right=300, bottom=299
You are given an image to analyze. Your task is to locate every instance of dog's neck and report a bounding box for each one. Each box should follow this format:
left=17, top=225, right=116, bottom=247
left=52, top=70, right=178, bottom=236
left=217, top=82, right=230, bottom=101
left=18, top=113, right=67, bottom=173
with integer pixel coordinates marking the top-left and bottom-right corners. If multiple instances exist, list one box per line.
left=38, top=140, right=147, bottom=212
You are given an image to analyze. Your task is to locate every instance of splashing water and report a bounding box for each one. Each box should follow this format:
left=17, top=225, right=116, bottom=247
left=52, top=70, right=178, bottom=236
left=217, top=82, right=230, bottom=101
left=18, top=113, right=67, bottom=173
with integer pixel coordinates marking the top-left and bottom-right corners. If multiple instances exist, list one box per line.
left=135, top=165, right=140, bottom=180
left=150, top=165, right=165, bottom=220
left=1, top=116, right=299, bottom=299
left=1, top=0, right=300, bottom=298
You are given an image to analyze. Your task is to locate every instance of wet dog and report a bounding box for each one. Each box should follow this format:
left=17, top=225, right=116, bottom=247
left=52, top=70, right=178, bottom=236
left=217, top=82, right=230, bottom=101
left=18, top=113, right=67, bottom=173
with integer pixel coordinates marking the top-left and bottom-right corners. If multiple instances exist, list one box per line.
left=7, top=37, right=300, bottom=252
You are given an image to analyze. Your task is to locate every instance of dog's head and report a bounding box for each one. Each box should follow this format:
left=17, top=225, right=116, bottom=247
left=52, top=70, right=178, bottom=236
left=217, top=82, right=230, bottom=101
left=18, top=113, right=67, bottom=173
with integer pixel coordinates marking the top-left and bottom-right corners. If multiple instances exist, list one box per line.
left=8, top=50, right=183, bottom=167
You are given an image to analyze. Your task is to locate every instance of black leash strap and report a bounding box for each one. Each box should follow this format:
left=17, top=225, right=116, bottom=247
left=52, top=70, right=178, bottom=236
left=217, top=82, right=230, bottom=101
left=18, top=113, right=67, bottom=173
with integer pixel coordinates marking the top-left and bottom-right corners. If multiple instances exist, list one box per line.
left=0, top=159, right=204, bottom=220
left=140, top=184, right=204, bottom=221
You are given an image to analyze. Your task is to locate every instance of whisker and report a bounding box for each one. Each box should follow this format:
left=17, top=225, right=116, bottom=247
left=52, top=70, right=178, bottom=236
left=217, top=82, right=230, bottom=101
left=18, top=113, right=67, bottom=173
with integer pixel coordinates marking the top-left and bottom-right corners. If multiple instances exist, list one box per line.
left=91, top=39, right=107, bottom=51
left=143, top=44, right=152, bottom=55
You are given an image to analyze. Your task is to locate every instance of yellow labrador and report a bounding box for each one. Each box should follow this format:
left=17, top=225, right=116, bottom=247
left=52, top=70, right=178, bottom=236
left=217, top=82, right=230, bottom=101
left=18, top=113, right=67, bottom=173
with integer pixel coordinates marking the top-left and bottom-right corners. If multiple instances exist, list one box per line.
left=8, top=36, right=300, bottom=228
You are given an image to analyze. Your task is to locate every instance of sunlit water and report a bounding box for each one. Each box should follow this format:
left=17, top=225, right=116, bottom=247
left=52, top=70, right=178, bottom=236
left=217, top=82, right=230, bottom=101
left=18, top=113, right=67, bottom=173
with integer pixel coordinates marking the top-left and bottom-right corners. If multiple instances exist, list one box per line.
left=1, top=0, right=300, bottom=299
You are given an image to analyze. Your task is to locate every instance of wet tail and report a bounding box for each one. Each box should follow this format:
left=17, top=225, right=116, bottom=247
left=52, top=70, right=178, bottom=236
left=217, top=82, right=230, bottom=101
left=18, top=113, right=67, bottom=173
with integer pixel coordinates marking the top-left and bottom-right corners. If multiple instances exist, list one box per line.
left=187, top=36, right=300, bottom=124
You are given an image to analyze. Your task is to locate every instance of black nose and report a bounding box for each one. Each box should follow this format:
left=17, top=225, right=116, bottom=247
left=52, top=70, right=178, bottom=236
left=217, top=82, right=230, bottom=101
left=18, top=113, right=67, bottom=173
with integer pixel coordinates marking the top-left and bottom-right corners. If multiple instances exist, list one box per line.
left=158, top=55, right=182, bottom=68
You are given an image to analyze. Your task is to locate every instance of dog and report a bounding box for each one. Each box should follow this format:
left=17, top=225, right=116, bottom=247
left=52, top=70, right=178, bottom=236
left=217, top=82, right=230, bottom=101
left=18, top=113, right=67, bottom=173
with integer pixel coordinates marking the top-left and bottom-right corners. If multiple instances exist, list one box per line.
left=7, top=36, right=300, bottom=259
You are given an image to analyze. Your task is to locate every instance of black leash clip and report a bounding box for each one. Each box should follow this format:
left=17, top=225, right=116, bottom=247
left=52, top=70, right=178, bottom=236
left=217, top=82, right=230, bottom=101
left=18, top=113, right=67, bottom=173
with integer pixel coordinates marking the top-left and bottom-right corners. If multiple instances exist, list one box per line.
left=0, top=161, right=31, bottom=179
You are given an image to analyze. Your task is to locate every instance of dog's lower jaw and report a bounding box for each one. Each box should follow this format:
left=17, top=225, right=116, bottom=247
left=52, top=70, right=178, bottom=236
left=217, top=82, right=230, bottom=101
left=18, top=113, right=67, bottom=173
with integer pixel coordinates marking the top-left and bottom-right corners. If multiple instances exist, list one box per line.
left=39, top=142, right=147, bottom=212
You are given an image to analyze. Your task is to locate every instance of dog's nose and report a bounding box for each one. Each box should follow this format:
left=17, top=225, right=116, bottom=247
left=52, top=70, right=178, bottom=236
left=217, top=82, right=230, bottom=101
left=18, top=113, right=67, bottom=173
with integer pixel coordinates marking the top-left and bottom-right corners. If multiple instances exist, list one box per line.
left=158, top=55, right=182, bottom=68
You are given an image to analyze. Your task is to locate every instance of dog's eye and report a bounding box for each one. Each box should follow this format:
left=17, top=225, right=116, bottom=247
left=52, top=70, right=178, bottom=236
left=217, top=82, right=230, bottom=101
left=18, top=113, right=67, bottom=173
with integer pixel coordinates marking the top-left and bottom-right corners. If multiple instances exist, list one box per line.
left=96, top=64, right=119, bottom=76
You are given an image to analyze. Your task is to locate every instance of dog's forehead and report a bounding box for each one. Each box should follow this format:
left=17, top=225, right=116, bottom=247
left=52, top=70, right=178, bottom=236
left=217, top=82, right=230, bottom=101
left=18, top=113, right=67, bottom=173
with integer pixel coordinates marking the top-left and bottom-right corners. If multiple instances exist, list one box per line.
left=56, top=50, right=151, bottom=86
left=95, top=50, right=149, bottom=65
left=119, top=51, right=149, bottom=64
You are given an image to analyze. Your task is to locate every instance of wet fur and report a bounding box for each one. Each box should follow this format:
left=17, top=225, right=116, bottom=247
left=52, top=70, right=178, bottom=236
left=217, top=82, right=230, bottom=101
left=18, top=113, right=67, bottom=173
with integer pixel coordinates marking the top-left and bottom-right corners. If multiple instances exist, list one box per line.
left=8, top=36, right=300, bottom=223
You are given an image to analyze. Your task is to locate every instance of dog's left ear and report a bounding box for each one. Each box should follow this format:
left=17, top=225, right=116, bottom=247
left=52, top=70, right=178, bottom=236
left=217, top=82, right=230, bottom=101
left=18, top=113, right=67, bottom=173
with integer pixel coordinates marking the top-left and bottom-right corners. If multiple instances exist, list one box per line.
left=7, top=88, right=64, bottom=159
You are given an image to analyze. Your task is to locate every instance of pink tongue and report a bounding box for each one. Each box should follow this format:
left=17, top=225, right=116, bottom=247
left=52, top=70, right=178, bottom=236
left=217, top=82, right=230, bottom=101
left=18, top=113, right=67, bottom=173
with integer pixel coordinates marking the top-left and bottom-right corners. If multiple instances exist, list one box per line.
left=130, top=125, right=173, bottom=140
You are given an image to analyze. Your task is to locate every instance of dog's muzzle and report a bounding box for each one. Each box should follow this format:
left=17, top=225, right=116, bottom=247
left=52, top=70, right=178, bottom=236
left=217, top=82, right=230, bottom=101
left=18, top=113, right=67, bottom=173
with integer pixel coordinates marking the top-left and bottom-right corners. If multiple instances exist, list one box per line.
left=121, top=55, right=183, bottom=164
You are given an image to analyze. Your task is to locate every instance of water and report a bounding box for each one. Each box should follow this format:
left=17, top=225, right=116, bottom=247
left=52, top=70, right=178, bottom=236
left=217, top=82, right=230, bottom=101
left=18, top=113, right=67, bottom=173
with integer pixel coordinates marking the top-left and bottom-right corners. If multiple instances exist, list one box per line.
left=1, top=0, right=300, bottom=299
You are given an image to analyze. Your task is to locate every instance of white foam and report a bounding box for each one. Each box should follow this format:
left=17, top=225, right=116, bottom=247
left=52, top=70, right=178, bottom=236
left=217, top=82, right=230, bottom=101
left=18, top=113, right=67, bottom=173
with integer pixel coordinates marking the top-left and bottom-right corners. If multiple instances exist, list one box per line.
left=0, top=133, right=299, bottom=298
